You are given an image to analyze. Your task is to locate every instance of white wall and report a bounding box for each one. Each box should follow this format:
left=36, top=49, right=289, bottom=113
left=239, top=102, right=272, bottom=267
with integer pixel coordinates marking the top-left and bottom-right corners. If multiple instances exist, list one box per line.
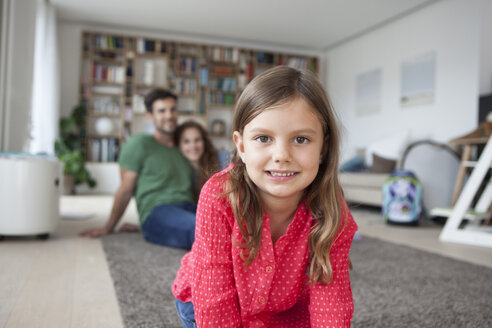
left=326, top=0, right=480, bottom=159
left=479, top=0, right=492, bottom=95
left=325, top=0, right=481, bottom=209
left=0, top=0, right=37, bottom=151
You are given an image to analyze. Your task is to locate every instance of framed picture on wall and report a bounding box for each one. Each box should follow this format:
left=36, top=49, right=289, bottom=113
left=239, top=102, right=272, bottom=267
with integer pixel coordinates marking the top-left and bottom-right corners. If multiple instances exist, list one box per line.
left=355, top=68, right=382, bottom=116
left=400, top=51, right=436, bottom=107
left=211, top=119, right=226, bottom=136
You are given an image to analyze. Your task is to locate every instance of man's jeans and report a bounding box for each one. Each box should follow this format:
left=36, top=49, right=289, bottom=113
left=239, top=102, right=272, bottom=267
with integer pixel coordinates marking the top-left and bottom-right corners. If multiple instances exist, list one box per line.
left=176, top=299, right=196, bottom=328
left=141, top=202, right=196, bottom=250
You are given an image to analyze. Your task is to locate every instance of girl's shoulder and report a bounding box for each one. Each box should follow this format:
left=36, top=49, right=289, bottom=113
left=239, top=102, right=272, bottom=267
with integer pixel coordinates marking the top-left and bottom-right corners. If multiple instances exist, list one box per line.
left=197, top=166, right=235, bottom=226
left=333, top=197, right=358, bottom=245
left=203, top=165, right=232, bottom=190
left=199, top=165, right=232, bottom=203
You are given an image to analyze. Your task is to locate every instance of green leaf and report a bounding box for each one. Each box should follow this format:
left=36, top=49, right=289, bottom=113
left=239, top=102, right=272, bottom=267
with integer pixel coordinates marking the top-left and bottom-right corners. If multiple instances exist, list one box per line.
left=54, top=102, right=96, bottom=189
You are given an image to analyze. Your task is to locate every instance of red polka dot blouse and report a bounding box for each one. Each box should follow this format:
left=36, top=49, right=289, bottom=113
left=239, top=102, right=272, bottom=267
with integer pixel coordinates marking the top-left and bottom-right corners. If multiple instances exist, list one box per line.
left=173, top=169, right=358, bottom=327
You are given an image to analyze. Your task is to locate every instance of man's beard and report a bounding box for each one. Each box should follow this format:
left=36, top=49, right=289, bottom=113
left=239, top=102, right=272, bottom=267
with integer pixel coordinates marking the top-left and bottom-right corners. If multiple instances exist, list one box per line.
left=156, top=126, right=174, bottom=135
left=155, top=120, right=176, bottom=135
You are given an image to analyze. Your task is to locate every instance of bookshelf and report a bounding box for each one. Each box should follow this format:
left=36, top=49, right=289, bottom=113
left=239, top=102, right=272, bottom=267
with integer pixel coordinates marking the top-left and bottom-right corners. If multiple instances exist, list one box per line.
left=80, top=31, right=318, bottom=162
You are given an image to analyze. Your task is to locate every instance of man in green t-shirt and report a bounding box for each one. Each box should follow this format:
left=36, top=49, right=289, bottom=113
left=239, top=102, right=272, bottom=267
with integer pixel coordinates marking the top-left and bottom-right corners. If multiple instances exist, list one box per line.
left=80, top=89, right=196, bottom=249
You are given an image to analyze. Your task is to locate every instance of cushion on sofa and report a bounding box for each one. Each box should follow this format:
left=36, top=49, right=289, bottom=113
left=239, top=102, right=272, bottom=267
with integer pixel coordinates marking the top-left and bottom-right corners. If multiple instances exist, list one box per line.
left=366, top=153, right=396, bottom=173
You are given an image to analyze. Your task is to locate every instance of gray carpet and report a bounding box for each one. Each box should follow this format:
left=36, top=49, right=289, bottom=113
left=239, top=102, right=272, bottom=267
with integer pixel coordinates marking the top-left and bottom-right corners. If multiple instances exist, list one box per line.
left=102, top=233, right=492, bottom=328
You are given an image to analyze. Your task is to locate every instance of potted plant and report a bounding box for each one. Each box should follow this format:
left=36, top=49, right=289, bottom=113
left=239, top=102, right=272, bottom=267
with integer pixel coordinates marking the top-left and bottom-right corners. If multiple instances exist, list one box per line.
left=54, top=103, right=96, bottom=194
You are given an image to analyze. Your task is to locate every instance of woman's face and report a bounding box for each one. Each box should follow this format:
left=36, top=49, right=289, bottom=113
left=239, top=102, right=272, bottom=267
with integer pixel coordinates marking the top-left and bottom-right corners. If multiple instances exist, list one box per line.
left=179, top=127, right=205, bottom=163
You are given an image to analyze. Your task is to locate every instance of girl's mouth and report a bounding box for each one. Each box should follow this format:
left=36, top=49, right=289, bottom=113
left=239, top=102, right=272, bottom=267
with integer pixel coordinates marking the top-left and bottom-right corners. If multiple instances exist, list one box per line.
left=267, top=171, right=298, bottom=177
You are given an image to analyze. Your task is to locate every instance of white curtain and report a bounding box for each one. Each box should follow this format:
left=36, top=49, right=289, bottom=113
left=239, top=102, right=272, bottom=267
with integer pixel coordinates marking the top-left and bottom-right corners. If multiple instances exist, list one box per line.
left=29, top=0, right=59, bottom=154
left=0, top=0, right=11, bottom=150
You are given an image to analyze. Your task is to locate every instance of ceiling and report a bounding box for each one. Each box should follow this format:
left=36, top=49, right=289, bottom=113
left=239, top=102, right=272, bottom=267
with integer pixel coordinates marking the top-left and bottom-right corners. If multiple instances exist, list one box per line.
left=52, top=0, right=439, bottom=51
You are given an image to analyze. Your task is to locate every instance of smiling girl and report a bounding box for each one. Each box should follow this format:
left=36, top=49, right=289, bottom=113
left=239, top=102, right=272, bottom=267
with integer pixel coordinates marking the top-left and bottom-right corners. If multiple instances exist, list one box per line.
left=173, top=66, right=358, bottom=328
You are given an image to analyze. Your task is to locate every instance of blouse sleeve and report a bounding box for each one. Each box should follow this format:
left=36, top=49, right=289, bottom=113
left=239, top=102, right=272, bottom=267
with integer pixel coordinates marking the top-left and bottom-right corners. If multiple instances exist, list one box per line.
left=308, top=199, right=357, bottom=328
left=191, top=178, right=242, bottom=328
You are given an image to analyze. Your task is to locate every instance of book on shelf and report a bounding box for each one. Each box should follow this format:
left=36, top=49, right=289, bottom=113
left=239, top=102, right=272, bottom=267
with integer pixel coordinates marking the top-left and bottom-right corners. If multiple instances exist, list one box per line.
left=238, top=74, right=247, bottom=90
left=93, top=35, right=124, bottom=50
left=232, top=48, right=239, bottom=63
left=136, top=38, right=156, bottom=53
left=92, top=95, right=120, bottom=114
left=125, top=82, right=132, bottom=97
left=209, top=77, right=236, bottom=92
left=91, top=138, right=119, bottom=162
left=124, top=106, right=133, bottom=121
left=257, top=52, right=274, bottom=64
left=175, top=78, right=198, bottom=94
left=92, top=85, right=122, bottom=95
left=160, top=42, right=167, bottom=54
left=211, top=47, right=239, bottom=63
left=211, top=65, right=234, bottom=76
left=133, top=95, right=146, bottom=113
left=287, top=57, right=308, bottom=70
left=123, top=125, right=131, bottom=141
left=135, top=57, right=168, bottom=86
left=92, top=64, right=125, bottom=83
left=239, top=53, right=248, bottom=69
left=200, top=68, right=208, bottom=86
left=247, top=62, right=254, bottom=79
left=179, top=57, right=197, bottom=74
left=90, top=139, right=100, bottom=162
left=209, top=91, right=235, bottom=105
left=126, top=61, right=133, bottom=77
left=199, top=93, right=206, bottom=114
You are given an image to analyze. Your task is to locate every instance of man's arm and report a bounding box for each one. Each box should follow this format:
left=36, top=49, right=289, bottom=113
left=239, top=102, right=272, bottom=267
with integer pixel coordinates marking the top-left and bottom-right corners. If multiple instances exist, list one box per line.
left=79, top=167, right=138, bottom=238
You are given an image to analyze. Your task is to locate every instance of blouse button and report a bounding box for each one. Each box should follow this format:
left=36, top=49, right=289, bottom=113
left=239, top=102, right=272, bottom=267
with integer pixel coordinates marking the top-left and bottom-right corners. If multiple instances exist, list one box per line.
left=258, top=296, right=266, bottom=304
left=265, top=266, right=273, bottom=273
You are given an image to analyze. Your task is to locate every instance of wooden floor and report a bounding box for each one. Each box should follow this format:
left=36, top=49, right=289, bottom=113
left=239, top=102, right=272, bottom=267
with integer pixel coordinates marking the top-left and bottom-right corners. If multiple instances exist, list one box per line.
left=1, top=196, right=491, bottom=327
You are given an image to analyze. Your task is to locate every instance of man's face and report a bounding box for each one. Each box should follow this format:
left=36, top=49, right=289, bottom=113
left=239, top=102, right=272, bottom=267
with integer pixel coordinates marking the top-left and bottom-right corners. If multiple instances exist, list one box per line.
left=147, top=98, right=178, bottom=135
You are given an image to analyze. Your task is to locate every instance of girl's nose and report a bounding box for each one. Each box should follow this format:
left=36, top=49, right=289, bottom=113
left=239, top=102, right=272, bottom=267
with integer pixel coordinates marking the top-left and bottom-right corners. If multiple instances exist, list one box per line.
left=272, top=142, right=291, bottom=162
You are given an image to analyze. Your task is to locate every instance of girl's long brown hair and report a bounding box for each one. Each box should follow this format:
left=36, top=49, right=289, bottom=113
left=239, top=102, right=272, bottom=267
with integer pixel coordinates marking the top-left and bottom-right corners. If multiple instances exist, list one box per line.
left=175, top=121, right=219, bottom=197
left=228, top=66, right=344, bottom=284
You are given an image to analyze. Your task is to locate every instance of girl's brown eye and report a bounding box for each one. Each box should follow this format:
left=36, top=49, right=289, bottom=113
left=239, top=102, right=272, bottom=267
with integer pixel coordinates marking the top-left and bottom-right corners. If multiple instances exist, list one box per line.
left=256, top=136, right=270, bottom=143
left=295, top=136, right=309, bottom=144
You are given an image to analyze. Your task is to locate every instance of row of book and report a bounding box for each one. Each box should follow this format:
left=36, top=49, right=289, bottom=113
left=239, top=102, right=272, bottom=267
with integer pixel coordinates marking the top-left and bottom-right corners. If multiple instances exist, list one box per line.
left=256, top=52, right=275, bottom=64
left=178, top=57, right=198, bottom=74
left=210, top=47, right=240, bottom=63
left=287, top=58, right=310, bottom=70
left=92, top=64, right=126, bottom=84
left=92, top=96, right=120, bottom=115
left=208, top=77, right=236, bottom=92
left=90, top=138, right=119, bottom=162
left=199, top=68, right=208, bottom=86
left=237, top=74, right=248, bottom=90
left=211, top=65, right=235, bottom=76
left=93, top=35, right=124, bottom=50
left=208, top=91, right=235, bottom=106
left=175, top=78, right=198, bottom=94
left=136, top=39, right=159, bottom=53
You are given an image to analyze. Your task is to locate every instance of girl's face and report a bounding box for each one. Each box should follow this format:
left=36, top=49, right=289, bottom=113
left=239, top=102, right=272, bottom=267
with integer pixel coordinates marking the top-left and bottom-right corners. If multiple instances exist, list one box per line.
left=233, top=97, right=325, bottom=206
left=179, top=127, right=204, bottom=163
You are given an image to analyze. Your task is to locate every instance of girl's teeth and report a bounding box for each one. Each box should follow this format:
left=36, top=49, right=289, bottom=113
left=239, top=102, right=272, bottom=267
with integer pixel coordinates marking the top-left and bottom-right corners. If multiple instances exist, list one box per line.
left=271, top=172, right=295, bottom=177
